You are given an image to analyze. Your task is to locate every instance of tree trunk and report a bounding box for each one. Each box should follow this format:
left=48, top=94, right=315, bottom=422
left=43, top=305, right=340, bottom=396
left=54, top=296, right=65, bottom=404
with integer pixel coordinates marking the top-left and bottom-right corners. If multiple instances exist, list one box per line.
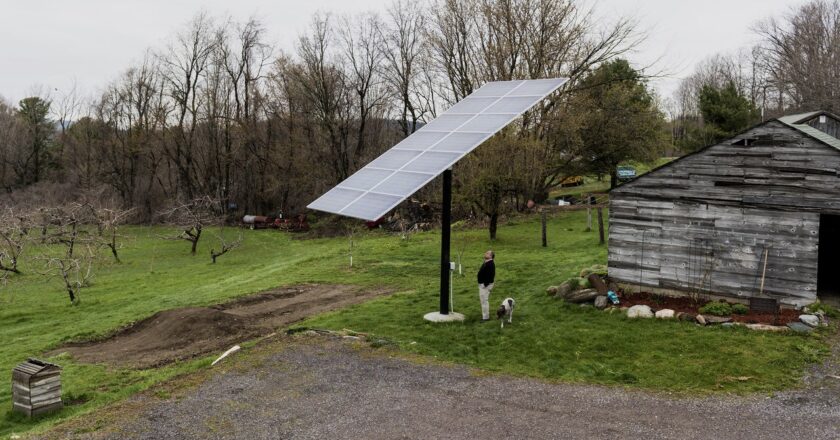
left=610, top=171, right=618, bottom=189
left=489, top=213, right=498, bottom=240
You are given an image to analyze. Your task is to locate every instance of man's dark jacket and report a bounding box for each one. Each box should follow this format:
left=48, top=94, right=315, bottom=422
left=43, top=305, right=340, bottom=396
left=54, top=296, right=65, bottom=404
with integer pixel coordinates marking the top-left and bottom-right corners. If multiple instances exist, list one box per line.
left=477, top=259, right=495, bottom=287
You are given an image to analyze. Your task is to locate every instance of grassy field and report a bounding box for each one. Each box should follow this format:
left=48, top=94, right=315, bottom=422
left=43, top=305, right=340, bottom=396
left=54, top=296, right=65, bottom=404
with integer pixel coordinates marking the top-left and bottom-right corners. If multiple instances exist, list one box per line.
left=0, top=210, right=830, bottom=437
left=551, top=157, right=677, bottom=199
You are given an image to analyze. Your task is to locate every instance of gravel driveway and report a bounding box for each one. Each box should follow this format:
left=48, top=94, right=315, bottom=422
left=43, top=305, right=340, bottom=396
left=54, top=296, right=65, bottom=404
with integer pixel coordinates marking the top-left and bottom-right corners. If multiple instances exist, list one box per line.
left=48, top=335, right=840, bottom=440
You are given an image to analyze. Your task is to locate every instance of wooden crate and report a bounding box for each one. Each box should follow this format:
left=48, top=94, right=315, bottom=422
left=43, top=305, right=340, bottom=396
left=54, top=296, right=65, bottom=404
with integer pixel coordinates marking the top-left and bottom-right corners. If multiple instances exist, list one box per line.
left=12, top=359, right=63, bottom=417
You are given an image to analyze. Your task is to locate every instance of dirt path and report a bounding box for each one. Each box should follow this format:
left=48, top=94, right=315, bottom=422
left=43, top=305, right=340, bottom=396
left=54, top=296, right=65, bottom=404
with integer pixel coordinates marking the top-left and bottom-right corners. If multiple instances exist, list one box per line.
left=51, top=284, right=390, bottom=368
left=42, top=335, right=840, bottom=440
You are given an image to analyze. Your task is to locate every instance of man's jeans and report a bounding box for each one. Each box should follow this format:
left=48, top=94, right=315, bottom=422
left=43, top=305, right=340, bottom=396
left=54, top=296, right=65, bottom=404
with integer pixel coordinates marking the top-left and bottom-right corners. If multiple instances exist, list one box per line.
left=479, top=283, right=494, bottom=320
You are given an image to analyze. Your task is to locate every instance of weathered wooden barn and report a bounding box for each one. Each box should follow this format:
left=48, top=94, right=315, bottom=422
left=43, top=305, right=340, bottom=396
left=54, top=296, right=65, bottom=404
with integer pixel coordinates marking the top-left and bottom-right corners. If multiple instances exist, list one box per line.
left=608, top=111, right=840, bottom=307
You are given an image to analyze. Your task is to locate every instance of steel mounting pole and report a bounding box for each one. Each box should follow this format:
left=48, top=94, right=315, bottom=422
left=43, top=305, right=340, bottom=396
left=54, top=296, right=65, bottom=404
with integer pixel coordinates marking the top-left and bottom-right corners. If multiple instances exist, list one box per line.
left=440, top=168, right=452, bottom=314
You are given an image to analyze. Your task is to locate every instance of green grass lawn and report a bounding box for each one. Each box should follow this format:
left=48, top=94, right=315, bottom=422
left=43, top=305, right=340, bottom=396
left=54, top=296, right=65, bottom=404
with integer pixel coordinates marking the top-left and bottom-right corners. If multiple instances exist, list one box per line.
left=0, top=210, right=829, bottom=438
left=552, top=157, right=678, bottom=198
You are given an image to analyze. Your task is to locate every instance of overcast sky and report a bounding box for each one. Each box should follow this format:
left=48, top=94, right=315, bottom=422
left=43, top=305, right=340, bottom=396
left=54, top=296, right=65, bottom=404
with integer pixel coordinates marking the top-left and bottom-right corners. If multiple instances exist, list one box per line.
left=0, top=0, right=804, bottom=105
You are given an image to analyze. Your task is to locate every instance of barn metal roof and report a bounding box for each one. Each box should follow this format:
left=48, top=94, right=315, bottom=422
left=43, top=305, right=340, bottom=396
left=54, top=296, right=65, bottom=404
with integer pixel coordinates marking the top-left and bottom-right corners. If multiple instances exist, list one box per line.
left=776, top=110, right=840, bottom=150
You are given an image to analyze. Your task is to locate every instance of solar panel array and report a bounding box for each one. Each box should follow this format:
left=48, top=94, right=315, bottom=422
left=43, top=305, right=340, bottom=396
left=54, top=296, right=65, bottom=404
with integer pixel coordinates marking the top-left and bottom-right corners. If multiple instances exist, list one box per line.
left=307, top=78, right=568, bottom=220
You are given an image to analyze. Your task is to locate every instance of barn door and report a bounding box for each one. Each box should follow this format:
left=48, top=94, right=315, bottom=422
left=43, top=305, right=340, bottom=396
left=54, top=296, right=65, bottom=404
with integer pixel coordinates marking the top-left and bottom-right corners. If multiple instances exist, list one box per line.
left=818, top=214, right=840, bottom=305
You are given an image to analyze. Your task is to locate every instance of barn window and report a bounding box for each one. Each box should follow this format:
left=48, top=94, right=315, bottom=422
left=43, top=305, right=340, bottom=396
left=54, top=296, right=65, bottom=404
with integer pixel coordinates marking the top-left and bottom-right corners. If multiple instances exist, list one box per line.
left=732, top=137, right=756, bottom=146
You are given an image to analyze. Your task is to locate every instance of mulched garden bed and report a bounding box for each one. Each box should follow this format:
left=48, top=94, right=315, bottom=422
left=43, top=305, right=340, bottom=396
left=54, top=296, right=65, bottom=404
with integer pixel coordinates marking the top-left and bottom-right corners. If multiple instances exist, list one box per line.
left=618, top=291, right=800, bottom=325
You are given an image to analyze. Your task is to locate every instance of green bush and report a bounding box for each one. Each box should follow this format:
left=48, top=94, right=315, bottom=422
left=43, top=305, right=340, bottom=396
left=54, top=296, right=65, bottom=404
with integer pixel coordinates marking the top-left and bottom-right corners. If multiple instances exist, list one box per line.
left=590, top=264, right=608, bottom=276
left=806, top=301, right=840, bottom=318
left=699, top=301, right=732, bottom=316
left=731, top=303, right=749, bottom=315
left=579, top=277, right=591, bottom=289
left=579, top=264, right=608, bottom=278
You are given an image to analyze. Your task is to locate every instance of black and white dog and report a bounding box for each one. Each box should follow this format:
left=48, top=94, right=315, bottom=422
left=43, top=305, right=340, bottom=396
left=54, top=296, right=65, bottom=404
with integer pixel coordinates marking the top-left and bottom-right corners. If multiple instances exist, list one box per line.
left=496, top=297, right=516, bottom=328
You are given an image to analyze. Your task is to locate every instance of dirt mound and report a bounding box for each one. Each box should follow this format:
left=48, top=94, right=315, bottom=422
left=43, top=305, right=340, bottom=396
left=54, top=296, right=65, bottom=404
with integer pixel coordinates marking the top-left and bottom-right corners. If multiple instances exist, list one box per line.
left=52, top=284, right=390, bottom=369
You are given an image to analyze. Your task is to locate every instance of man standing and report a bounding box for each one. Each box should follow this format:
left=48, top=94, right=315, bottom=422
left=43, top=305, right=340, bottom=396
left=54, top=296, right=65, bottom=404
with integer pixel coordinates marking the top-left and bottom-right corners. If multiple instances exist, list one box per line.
left=477, top=250, right=495, bottom=321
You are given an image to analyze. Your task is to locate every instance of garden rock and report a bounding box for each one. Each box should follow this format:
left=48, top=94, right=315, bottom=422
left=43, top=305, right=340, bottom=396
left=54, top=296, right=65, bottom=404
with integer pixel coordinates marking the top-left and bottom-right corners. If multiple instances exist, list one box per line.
left=594, top=296, right=608, bottom=309
left=677, top=312, right=696, bottom=322
left=546, top=286, right=558, bottom=295
left=703, top=316, right=732, bottom=325
left=787, top=322, right=815, bottom=333
left=695, top=314, right=707, bottom=326
left=558, top=288, right=599, bottom=303
left=654, top=309, right=675, bottom=319
left=587, top=274, right=609, bottom=295
left=799, top=314, right=820, bottom=327
left=627, top=305, right=653, bottom=319
left=554, top=281, right=573, bottom=298
left=745, top=323, right=788, bottom=332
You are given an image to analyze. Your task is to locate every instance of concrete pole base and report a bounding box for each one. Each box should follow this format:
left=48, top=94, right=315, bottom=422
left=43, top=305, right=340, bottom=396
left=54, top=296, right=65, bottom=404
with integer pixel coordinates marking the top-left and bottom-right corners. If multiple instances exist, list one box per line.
left=423, top=311, right=465, bottom=323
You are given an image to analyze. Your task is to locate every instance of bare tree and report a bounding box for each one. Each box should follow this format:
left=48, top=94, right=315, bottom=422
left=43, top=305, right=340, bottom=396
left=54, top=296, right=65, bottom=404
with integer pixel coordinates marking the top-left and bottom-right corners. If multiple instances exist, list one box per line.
left=160, top=196, right=222, bottom=255
left=381, top=0, right=432, bottom=135
left=755, top=0, right=840, bottom=113
left=209, top=229, right=243, bottom=263
left=40, top=245, right=96, bottom=305
left=0, top=208, right=29, bottom=275
left=92, top=207, right=135, bottom=263
left=34, top=204, right=100, bottom=305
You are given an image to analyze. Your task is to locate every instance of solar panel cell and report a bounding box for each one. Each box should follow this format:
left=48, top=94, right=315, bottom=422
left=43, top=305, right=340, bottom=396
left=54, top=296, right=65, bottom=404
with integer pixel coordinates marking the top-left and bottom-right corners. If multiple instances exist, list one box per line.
left=457, top=114, right=517, bottom=133
left=307, top=187, right=364, bottom=213
left=338, top=168, right=395, bottom=191
left=486, top=96, right=543, bottom=114
left=371, top=171, right=433, bottom=195
left=419, top=114, right=473, bottom=132
left=341, top=192, right=403, bottom=220
left=367, top=149, right=422, bottom=170
left=429, top=132, right=489, bottom=153
left=402, top=151, right=460, bottom=173
left=508, top=78, right=565, bottom=96
left=444, top=97, right=499, bottom=114
left=391, top=131, right=449, bottom=151
left=471, top=80, right=523, bottom=97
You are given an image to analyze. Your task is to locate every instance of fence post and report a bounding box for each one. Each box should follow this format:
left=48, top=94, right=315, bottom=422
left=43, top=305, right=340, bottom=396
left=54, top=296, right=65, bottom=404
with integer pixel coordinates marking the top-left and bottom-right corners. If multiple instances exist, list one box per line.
left=597, top=206, right=605, bottom=245
left=541, top=210, right=547, bottom=247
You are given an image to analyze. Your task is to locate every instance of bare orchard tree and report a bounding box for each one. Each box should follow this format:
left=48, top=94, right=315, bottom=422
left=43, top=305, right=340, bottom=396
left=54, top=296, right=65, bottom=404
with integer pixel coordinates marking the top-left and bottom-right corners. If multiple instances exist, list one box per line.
left=0, top=208, right=30, bottom=275
left=160, top=196, right=223, bottom=255
left=35, top=204, right=100, bottom=305
left=209, top=229, right=243, bottom=263
left=39, top=244, right=96, bottom=305
left=93, top=207, right=135, bottom=263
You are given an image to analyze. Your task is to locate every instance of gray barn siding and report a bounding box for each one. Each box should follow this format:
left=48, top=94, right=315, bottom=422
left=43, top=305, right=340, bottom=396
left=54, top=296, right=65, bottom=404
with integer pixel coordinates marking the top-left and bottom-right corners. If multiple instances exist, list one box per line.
left=608, top=121, right=838, bottom=306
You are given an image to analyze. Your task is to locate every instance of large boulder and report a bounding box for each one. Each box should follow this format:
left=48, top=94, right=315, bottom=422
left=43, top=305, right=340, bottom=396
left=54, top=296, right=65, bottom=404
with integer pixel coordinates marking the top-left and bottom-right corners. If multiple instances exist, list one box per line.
left=594, top=295, right=608, bottom=309
left=587, top=274, right=609, bottom=295
left=655, top=309, right=675, bottom=319
left=558, top=288, right=599, bottom=303
left=799, top=314, right=820, bottom=327
left=787, top=322, right=815, bottom=333
left=627, top=305, right=653, bottom=318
